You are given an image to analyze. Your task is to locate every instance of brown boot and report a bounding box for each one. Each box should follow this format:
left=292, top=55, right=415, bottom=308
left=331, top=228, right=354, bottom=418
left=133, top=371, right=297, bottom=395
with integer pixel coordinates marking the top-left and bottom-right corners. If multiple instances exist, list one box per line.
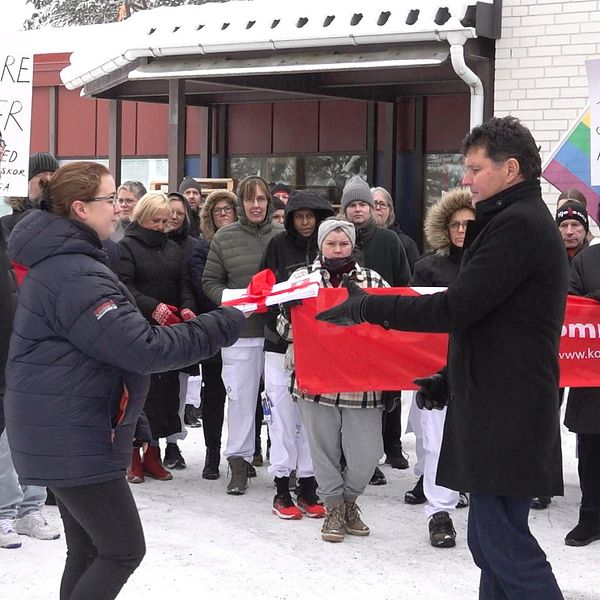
left=321, top=502, right=345, bottom=542
left=345, top=500, right=370, bottom=536
left=127, top=447, right=144, bottom=484
left=142, top=446, right=173, bottom=481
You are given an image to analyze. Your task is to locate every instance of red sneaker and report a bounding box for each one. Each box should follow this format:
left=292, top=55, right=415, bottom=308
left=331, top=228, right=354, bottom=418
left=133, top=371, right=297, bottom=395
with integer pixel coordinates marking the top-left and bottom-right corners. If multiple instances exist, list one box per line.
left=297, top=496, right=326, bottom=518
left=272, top=493, right=303, bottom=520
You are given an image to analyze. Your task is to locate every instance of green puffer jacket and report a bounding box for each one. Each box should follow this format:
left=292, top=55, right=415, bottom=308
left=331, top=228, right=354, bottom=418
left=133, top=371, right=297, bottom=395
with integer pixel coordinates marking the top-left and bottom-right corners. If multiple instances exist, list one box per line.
left=202, top=196, right=284, bottom=338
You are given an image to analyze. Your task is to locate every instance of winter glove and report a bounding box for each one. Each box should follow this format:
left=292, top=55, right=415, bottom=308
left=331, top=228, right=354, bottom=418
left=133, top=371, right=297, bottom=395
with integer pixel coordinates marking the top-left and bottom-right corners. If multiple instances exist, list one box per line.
left=180, top=308, right=197, bottom=321
left=152, top=303, right=182, bottom=326
left=413, top=373, right=448, bottom=411
left=315, top=274, right=368, bottom=326
left=279, top=299, right=302, bottom=321
left=133, top=412, right=152, bottom=449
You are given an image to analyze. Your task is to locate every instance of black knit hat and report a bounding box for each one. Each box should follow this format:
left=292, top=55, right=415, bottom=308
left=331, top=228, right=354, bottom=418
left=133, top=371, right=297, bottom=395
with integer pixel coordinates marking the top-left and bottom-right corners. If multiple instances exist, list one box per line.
left=272, top=196, right=286, bottom=211
left=556, top=201, right=589, bottom=232
left=178, top=176, right=202, bottom=195
left=271, top=183, right=291, bottom=197
left=29, top=152, right=59, bottom=182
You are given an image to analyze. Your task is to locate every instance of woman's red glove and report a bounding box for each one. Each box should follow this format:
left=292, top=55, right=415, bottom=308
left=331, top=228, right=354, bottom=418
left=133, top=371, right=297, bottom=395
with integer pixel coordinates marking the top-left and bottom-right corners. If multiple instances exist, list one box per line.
left=180, top=308, right=197, bottom=321
left=152, top=303, right=182, bottom=326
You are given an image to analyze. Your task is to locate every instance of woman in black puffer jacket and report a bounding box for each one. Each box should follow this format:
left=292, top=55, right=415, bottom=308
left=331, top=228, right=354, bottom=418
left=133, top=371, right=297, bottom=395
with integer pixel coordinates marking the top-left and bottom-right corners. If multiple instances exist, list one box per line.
left=117, top=192, right=200, bottom=482
left=5, top=161, right=244, bottom=599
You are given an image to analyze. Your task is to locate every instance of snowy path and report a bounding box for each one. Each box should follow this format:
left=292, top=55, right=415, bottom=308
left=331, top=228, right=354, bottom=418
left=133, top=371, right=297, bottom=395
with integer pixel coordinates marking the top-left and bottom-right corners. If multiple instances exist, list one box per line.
left=2, top=399, right=598, bottom=600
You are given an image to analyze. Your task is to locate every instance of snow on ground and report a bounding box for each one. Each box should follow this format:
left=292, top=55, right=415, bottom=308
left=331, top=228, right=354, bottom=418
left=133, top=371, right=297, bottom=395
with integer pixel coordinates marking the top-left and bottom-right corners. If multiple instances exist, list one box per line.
left=2, top=397, right=599, bottom=600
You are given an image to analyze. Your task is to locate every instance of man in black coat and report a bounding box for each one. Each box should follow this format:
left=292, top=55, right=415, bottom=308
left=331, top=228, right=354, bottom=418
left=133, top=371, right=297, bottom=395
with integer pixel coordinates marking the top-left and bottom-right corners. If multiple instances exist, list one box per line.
left=565, top=240, right=600, bottom=546
left=318, top=117, right=566, bottom=599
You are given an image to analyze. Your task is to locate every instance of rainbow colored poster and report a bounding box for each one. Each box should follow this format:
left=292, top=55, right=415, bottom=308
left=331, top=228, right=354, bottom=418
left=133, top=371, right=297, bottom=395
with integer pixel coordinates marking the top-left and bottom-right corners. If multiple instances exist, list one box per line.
left=542, top=105, right=600, bottom=218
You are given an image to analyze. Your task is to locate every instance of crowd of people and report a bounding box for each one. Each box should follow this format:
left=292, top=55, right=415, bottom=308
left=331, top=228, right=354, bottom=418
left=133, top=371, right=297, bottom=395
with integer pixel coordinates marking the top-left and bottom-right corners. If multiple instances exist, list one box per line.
left=0, top=116, right=599, bottom=599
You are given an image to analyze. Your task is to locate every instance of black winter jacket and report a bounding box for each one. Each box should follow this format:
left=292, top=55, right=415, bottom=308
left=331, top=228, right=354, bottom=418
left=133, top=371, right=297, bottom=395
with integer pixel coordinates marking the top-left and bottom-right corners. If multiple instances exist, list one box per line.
left=363, top=180, right=568, bottom=497
left=566, top=244, right=600, bottom=434
left=389, top=223, right=420, bottom=273
left=260, top=191, right=334, bottom=353
left=117, top=222, right=194, bottom=322
left=4, top=210, right=244, bottom=487
left=355, top=220, right=410, bottom=287
left=411, top=246, right=462, bottom=287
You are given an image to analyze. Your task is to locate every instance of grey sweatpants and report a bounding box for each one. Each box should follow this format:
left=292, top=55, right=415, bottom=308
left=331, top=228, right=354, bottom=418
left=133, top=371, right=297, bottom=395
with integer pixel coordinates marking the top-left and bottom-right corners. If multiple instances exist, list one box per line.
left=298, top=400, right=383, bottom=507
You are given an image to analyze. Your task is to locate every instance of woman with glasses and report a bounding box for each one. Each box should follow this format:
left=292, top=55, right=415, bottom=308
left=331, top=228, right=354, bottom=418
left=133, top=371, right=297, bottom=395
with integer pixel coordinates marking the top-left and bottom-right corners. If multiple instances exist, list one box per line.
left=191, top=190, right=237, bottom=479
left=4, top=161, right=245, bottom=599
left=371, top=186, right=420, bottom=274
left=405, top=188, right=474, bottom=549
left=116, top=192, right=198, bottom=484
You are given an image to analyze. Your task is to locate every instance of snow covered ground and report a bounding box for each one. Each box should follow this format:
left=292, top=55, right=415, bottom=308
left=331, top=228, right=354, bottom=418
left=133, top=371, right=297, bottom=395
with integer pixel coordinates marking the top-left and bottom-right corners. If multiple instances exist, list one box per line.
left=2, top=396, right=599, bottom=600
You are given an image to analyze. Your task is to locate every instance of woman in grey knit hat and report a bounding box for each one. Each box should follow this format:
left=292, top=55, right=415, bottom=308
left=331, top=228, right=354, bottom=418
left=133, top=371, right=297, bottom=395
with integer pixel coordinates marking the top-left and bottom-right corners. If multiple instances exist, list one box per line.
left=276, top=216, right=389, bottom=543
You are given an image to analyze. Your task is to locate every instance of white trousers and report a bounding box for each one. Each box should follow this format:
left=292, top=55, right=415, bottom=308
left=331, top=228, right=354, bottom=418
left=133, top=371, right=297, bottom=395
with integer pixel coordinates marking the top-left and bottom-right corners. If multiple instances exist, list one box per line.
left=264, top=352, right=314, bottom=479
left=408, top=393, right=458, bottom=519
left=166, top=372, right=190, bottom=444
left=185, top=373, right=203, bottom=408
left=221, top=338, right=264, bottom=463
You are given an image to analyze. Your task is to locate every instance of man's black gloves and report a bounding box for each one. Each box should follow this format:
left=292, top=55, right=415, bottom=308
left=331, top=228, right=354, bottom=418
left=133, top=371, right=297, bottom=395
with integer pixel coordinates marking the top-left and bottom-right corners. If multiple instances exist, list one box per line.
left=413, top=373, right=448, bottom=410
left=315, top=275, right=368, bottom=326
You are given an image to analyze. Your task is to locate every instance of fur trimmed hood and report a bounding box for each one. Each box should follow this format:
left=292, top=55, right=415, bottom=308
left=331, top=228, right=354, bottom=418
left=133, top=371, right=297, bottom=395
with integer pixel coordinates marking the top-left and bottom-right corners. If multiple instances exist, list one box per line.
left=200, top=189, right=237, bottom=241
left=4, top=197, right=33, bottom=212
left=424, top=188, right=473, bottom=256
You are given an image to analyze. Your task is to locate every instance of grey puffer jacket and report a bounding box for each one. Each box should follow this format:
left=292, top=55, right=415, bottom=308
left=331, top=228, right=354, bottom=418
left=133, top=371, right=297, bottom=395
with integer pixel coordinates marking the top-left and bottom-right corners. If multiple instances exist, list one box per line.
left=202, top=190, right=284, bottom=338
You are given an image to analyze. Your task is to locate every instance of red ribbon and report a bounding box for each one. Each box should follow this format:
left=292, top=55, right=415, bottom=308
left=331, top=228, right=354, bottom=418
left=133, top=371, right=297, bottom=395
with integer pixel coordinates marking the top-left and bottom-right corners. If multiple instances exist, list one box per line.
left=223, top=269, right=275, bottom=313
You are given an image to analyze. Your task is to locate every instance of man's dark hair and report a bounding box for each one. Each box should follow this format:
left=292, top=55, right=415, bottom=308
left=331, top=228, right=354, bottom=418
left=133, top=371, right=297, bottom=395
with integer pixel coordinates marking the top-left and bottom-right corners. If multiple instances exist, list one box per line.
left=461, top=116, right=541, bottom=180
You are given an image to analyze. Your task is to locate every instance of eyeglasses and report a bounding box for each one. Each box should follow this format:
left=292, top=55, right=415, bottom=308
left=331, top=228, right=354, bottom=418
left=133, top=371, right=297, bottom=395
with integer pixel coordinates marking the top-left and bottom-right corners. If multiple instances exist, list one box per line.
left=243, top=195, right=268, bottom=205
left=448, top=219, right=473, bottom=232
left=117, top=197, right=137, bottom=206
left=374, top=201, right=389, bottom=209
left=212, top=206, right=234, bottom=215
left=90, top=193, right=118, bottom=205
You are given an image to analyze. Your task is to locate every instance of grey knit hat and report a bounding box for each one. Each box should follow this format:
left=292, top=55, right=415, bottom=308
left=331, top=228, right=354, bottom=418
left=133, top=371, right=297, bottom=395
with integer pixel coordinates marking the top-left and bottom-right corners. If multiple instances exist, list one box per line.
left=341, top=175, right=374, bottom=212
left=317, top=217, right=356, bottom=250
left=179, top=176, right=202, bottom=195
left=28, top=152, right=59, bottom=182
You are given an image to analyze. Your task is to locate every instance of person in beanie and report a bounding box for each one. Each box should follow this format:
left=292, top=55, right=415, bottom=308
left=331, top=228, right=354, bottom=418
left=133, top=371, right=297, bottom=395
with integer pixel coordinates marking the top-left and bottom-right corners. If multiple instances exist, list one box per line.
left=271, top=183, right=292, bottom=205
left=565, top=233, right=600, bottom=547
left=556, top=200, right=589, bottom=260
left=317, top=116, right=566, bottom=597
left=260, top=190, right=334, bottom=519
left=276, top=217, right=389, bottom=541
left=179, top=177, right=203, bottom=238
left=342, top=175, right=411, bottom=484
left=1, top=152, right=60, bottom=238
left=203, top=176, right=284, bottom=494
left=271, top=195, right=286, bottom=225
left=28, top=152, right=60, bottom=202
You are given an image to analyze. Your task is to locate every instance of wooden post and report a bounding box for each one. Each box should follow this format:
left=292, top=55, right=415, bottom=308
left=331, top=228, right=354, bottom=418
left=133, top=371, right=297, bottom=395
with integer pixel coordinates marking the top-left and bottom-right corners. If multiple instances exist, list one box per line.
left=199, top=106, right=213, bottom=178
left=168, top=79, right=186, bottom=191
left=108, top=99, right=122, bottom=186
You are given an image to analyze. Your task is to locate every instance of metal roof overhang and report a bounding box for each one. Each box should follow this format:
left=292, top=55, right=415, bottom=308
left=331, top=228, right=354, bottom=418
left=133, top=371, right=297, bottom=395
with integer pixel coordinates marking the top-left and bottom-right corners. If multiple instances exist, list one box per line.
left=83, top=36, right=493, bottom=106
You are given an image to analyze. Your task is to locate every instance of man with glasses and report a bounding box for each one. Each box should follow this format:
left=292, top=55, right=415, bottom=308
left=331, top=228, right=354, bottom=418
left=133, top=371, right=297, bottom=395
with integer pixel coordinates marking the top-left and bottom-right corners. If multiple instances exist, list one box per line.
left=111, top=180, right=147, bottom=242
left=317, top=117, right=566, bottom=599
left=203, top=176, right=283, bottom=495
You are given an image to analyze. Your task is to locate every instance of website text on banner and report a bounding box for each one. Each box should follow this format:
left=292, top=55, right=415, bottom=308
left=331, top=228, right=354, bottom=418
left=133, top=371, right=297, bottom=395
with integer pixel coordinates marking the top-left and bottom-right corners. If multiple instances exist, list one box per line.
left=292, top=288, right=600, bottom=394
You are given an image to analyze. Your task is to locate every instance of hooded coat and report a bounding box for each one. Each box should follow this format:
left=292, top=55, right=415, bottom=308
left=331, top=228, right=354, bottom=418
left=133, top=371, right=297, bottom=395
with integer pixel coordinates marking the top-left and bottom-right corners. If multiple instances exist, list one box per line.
left=4, top=210, right=244, bottom=486
left=363, top=180, right=568, bottom=497
left=260, top=191, right=335, bottom=353
left=412, top=189, right=473, bottom=287
left=202, top=185, right=284, bottom=338
left=0, top=197, right=36, bottom=238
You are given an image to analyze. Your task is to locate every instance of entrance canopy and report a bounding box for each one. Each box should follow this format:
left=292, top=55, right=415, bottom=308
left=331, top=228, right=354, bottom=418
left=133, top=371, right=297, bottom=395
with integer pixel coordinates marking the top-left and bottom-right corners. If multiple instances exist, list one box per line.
left=61, top=0, right=500, bottom=112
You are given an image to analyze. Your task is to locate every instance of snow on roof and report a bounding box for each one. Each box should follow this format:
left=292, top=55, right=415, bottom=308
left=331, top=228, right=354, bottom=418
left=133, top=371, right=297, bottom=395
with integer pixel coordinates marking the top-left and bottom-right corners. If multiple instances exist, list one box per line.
left=60, top=0, right=496, bottom=90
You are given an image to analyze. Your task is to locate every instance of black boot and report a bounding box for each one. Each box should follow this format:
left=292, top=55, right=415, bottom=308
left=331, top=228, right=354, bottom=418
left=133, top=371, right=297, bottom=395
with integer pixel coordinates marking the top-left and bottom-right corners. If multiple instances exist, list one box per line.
left=202, top=446, right=220, bottom=480
left=405, top=475, right=426, bottom=504
left=565, top=508, right=600, bottom=547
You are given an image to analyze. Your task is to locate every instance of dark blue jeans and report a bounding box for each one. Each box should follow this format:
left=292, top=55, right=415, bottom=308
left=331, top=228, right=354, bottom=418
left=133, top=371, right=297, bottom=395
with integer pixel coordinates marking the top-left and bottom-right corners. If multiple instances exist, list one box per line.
left=468, top=493, right=563, bottom=600
left=53, top=478, right=146, bottom=600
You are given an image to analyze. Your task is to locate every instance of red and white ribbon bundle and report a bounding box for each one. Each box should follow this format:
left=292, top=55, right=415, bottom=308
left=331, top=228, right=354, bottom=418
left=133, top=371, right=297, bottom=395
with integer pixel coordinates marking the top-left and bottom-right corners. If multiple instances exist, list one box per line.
left=290, top=288, right=600, bottom=394
left=221, top=269, right=321, bottom=314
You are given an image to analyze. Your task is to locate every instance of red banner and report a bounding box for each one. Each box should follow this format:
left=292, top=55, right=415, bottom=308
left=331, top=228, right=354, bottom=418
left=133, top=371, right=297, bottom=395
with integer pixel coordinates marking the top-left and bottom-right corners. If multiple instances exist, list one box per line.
left=292, top=289, right=600, bottom=394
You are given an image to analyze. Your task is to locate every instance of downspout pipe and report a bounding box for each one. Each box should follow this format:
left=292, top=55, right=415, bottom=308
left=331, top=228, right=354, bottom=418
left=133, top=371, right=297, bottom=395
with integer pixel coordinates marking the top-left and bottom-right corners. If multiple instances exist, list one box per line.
left=446, top=32, right=484, bottom=129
